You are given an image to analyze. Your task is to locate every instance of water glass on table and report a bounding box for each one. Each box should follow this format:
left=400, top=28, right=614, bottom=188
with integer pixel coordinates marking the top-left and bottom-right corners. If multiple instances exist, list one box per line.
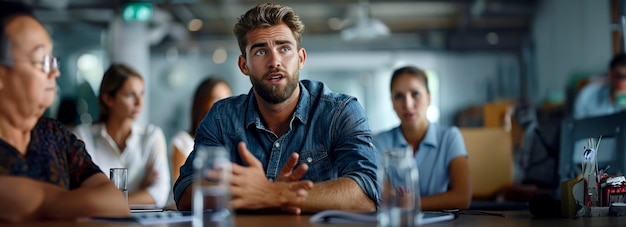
left=378, top=146, right=422, bottom=226
left=192, top=146, right=232, bottom=227
left=110, top=168, right=128, bottom=203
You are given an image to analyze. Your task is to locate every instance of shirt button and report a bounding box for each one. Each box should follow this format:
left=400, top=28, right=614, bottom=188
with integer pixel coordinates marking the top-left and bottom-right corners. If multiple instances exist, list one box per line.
left=268, top=178, right=274, bottom=182
left=306, top=157, right=313, bottom=163
left=274, top=142, right=280, bottom=148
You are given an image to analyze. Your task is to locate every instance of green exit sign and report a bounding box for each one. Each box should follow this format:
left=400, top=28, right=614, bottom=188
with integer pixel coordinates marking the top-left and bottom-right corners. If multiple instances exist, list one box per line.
left=122, top=2, right=153, bottom=22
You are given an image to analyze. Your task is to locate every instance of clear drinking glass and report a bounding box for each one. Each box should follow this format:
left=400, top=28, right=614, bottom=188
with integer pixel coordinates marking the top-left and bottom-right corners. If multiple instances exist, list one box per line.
left=378, top=146, right=422, bottom=226
left=110, top=168, right=128, bottom=203
left=192, top=146, right=232, bottom=227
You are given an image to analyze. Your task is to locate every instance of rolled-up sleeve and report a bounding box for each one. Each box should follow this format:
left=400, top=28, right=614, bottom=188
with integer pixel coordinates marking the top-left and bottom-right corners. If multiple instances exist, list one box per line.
left=173, top=170, right=194, bottom=205
left=332, top=99, right=380, bottom=206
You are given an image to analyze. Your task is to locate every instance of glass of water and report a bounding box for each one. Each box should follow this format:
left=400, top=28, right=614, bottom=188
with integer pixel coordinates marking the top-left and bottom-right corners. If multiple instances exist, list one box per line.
left=110, top=168, right=128, bottom=203
left=378, top=146, right=422, bottom=227
left=192, top=146, right=232, bottom=227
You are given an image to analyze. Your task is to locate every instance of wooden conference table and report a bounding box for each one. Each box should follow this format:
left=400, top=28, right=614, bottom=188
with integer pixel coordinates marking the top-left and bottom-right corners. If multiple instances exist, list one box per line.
left=4, top=211, right=625, bottom=227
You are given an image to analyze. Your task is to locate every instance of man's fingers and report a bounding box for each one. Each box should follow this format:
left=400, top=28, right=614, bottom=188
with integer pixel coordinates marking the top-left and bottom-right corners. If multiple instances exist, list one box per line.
left=229, top=173, right=243, bottom=187
left=204, top=168, right=231, bottom=183
left=230, top=184, right=244, bottom=197
left=231, top=163, right=248, bottom=175
left=277, top=153, right=299, bottom=180
left=281, top=206, right=302, bottom=215
left=296, top=188, right=308, bottom=197
left=289, top=163, right=308, bottom=181
left=229, top=198, right=244, bottom=210
left=237, top=142, right=262, bottom=168
left=290, top=180, right=314, bottom=192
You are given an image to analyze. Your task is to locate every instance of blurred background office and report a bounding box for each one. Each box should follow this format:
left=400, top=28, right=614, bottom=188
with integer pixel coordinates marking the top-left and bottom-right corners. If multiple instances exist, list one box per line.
left=24, top=0, right=626, bottom=205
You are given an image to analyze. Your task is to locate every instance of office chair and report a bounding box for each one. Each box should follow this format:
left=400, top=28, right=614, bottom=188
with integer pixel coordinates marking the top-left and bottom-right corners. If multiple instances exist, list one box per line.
left=559, top=111, right=626, bottom=182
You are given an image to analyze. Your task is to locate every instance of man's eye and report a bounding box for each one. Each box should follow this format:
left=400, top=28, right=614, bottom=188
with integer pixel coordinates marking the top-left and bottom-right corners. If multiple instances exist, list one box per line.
left=254, top=50, right=266, bottom=56
left=281, top=46, right=291, bottom=52
left=394, top=94, right=404, bottom=100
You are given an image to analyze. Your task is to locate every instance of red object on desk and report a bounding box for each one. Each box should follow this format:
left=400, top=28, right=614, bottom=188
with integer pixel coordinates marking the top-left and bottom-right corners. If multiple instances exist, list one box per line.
left=602, top=175, right=626, bottom=206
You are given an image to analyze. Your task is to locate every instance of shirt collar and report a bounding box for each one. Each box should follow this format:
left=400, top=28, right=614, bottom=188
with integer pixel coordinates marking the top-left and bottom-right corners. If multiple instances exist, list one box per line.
left=245, top=89, right=261, bottom=129
left=393, top=123, right=437, bottom=150
left=97, top=123, right=140, bottom=152
left=421, top=123, right=438, bottom=149
left=293, top=81, right=310, bottom=125
left=97, top=123, right=109, bottom=139
left=244, top=81, right=310, bottom=129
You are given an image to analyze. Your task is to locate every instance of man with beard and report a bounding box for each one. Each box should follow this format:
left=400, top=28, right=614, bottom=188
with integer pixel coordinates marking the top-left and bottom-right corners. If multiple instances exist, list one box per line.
left=173, top=3, right=379, bottom=214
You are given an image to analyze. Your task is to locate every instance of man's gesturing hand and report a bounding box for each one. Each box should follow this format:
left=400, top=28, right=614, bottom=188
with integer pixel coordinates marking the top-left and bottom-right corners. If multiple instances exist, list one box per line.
left=229, top=142, right=313, bottom=212
left=276, top=152, right=309, bottom=182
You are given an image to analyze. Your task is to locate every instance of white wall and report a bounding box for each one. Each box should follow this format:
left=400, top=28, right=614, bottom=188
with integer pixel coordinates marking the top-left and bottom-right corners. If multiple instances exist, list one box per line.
left=532, top=0, right=612, bottom=104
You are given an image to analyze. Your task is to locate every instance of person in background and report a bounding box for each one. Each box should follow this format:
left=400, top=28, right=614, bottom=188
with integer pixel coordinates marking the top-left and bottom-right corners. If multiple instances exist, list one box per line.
left=173, top=3, right=379, bottom=214
left=73, top=64, right=170, bottom=208
left=570, top=53, right=626, bottom=175
left=373, top=66, right=471, bottom=211
left=0, top=1, right=129, bottom=222
left=170, top=77, right=232, bottom=181
left=574, top=52, right=626, bottom=119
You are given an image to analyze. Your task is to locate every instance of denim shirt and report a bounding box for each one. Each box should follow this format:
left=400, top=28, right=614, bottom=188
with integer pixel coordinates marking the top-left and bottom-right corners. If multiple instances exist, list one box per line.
left=173, top=80, right=380, bottom=206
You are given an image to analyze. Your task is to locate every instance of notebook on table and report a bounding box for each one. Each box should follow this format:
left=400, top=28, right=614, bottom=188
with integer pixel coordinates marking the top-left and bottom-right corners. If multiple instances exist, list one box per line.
left=309, top=210, right=455, bottom=224
left=130, top=204, right=164, bottom=213
left=91, top=211, right=193, bottom=225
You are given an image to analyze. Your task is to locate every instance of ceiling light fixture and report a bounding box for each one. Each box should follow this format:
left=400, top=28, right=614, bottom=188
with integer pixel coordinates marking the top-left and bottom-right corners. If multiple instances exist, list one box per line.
left=340, top=0, right=390, bottom=42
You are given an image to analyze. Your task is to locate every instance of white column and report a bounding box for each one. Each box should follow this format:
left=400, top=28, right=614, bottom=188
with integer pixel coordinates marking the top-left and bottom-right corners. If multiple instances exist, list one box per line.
left=105, top=17, right=150, bottom=126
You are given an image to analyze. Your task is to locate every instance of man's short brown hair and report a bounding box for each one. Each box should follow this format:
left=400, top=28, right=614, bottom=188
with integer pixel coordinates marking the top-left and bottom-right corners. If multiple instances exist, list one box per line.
left=233, top=3, right=304, bottom=57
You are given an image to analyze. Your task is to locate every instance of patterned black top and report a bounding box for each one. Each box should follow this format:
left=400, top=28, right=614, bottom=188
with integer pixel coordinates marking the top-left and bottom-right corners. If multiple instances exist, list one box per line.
left=0, top=117, right=102, bottom=189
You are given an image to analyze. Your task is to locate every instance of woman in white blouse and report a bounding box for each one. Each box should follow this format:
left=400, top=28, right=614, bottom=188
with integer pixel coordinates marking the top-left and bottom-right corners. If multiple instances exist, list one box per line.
left=73, top=64, right=170, bottom=207
left=170, top=77, right=232, bottom=181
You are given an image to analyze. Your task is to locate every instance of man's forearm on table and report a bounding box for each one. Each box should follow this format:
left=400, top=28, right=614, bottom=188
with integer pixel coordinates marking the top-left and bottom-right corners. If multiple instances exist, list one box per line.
left=299, top=178, right=376, bottom=213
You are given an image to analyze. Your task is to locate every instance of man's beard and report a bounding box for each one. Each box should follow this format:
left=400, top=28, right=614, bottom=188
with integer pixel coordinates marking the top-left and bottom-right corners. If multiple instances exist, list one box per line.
left=251, top=69, right=299, bottom=104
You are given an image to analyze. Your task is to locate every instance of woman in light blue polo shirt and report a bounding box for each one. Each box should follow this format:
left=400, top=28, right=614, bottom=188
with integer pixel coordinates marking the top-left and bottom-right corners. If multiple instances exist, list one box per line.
left=374, top=66, right=471, bottom=211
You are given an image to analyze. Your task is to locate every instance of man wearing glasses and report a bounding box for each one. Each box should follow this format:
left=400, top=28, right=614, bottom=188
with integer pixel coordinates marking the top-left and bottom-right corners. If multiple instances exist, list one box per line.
left=574, top=52, right=626, bottom=119
left=0, top=1, right=129, bottom=222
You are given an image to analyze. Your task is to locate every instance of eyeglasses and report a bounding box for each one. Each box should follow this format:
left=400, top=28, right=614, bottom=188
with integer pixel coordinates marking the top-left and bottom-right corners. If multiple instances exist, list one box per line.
left=33, top=54, right=59, bottom=74
left=0, top=54, right=59, bottom=74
